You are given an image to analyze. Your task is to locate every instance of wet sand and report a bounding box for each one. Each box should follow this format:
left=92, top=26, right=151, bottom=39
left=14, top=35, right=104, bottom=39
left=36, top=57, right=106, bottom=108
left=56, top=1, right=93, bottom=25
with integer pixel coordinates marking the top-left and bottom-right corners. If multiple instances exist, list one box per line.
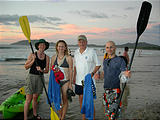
left=0, top=54, right=160, bottom=119
left=9, top=79, right=160, bottom=120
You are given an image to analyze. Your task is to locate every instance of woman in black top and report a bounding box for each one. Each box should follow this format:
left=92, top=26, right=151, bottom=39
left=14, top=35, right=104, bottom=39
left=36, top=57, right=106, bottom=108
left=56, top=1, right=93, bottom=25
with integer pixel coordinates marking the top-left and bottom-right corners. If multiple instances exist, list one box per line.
left=24, top=39, right=50, bottom=120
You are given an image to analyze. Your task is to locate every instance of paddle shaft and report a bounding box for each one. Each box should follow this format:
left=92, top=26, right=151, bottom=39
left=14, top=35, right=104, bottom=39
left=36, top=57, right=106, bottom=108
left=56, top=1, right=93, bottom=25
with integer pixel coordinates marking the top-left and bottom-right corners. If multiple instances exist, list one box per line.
left=113, top=1, right=152, bottom=119
left=19, top=16, right=59, bottom=120
left=128, top=36, right=140, bottom=71
left=29, top=43, right=34, bottom=54
left=21, top=16, right=52, bottom=107
left=113, top=35, right=139, bottom=119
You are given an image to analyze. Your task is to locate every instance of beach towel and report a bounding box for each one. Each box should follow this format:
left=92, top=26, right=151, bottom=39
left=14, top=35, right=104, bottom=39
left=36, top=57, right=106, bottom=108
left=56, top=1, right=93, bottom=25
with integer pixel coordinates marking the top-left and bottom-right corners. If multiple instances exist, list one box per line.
left=52, top=65, right=64, bottom=84
left=81, top=73, right=96, bottom=120
left=48, top=69, right=61, bottom=111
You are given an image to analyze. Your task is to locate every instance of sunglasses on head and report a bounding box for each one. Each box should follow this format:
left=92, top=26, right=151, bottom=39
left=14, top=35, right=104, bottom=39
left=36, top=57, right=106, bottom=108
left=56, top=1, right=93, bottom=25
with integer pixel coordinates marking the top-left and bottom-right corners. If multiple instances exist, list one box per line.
left=107, top=59, right=111, bottom=66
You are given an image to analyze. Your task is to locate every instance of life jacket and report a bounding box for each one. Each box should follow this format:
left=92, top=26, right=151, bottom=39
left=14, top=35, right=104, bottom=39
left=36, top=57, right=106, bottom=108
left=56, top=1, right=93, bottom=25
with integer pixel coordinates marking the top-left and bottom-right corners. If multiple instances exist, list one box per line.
left=104, top=53, right=128, bottom=66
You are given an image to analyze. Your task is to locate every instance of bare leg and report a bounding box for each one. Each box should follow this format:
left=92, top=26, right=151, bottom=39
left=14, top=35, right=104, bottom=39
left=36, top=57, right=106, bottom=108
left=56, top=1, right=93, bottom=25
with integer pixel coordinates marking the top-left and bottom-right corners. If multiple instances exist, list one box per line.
left=61, top=82, right=69, bottom=120
left=58, top=104, right=63, bottom=119
left=79, top=95, right=85, bottom=120
left=32, top=94, right=39, bottom=117
left=24, top=94, right=33, bottom=120
left=93, top=104, right=95, bottom=120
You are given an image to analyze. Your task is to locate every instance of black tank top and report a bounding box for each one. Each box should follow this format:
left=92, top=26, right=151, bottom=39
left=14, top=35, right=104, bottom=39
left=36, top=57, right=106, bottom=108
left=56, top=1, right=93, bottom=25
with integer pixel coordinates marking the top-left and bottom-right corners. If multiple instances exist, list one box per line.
left=54, top=56, right=69, bottom=68
left=29, top=52, right=46, bottom=75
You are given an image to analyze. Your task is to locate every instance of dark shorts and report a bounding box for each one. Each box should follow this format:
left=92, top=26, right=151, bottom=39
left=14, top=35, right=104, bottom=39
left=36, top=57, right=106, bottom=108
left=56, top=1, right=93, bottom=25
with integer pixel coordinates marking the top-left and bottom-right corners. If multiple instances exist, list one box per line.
left=75, top=84, right=83, bottom=95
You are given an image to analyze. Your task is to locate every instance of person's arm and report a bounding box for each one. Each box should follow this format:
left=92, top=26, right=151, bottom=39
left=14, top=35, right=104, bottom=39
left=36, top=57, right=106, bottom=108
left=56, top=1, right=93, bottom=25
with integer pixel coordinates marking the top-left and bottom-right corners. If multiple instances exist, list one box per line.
left=72, top=66, right=76, bottom=85
left=124, top=70, right=131, bottom=78
left=24, top=53, right=36, bottom=70
left=68, top=56, right=73, bottom=89
left=91, top=66, right=101, bottom=77
left=91, top=49, right=101, bottom=77
left=123, top=52, right=126, bottom=57
left=50, top=55, right=56, bottom=71
left=126, top=54, right=130, bottom=64
left=43, top=55, right=50, bottom=73
left=120, top=59, right=131, bottom=83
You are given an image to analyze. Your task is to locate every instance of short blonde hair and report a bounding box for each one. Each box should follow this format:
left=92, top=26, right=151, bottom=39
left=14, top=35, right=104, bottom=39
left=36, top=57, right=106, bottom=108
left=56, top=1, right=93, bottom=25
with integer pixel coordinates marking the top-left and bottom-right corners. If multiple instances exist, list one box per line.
left=106, top=41, right=116, bottom=46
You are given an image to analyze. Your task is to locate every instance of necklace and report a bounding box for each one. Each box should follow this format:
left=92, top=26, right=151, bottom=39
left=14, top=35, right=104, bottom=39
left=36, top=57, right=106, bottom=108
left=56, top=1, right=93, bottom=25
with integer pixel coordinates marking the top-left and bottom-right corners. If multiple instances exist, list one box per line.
left=38, top=52, right=44, bottom=59
left=58, top=55, right=64, bottom=60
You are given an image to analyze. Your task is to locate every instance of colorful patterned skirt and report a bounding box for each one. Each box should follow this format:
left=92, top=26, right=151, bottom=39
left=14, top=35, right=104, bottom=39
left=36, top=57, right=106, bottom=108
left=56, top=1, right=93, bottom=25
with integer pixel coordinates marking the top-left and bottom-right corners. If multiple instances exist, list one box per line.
left=103, top=88, right=122, bottom=120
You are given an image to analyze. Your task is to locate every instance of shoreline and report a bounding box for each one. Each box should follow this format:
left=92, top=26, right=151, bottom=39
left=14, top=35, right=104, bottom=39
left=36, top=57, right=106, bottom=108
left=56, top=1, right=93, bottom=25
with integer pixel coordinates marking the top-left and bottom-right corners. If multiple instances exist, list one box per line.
left=0, top=74, right=160, bottom=119
left=1, top=51, right=160, bottom=119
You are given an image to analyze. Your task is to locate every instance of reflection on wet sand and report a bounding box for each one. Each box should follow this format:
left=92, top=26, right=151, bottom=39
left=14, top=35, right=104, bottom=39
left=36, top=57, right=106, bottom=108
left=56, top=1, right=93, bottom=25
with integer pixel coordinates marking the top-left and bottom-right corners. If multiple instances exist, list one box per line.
left=1, top=49, right=160, bottom=119
left=121, top=84, right=130, bottom=118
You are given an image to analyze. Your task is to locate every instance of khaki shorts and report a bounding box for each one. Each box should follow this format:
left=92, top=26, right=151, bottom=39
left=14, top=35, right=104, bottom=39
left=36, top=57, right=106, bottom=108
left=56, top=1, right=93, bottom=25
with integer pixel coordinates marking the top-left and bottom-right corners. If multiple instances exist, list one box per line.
left=25, top=73, right=44, bottom=94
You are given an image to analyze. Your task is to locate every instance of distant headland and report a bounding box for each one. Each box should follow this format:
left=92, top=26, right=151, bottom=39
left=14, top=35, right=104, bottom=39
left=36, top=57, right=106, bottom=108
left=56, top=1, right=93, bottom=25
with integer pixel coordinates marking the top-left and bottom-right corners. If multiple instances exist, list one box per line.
left=11, top=40, right=160, bottom=50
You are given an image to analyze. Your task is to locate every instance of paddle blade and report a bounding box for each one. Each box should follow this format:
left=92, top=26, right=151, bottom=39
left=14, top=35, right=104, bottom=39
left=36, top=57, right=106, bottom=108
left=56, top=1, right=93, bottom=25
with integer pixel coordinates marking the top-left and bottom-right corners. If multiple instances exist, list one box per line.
left=50, top=107, right=59, bottom=120
left=137, top=1, right=152, bottom=37
left=19, top=87, right=25, bottom=95
left=19, top=16, right=31, bottom=43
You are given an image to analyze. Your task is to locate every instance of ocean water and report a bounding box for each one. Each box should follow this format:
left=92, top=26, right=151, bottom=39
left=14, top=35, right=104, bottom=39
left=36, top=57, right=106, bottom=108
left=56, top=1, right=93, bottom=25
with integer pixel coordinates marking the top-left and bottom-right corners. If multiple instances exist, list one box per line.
left=0, top=44, right=160, bottom=119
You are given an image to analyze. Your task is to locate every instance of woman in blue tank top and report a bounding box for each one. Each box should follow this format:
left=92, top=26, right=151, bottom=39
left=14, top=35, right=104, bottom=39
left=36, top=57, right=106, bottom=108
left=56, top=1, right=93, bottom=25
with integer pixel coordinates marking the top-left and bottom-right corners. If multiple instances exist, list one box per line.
left=50, top=40, right=73, bottom=120
left=24, top=39, right=50, bottom=120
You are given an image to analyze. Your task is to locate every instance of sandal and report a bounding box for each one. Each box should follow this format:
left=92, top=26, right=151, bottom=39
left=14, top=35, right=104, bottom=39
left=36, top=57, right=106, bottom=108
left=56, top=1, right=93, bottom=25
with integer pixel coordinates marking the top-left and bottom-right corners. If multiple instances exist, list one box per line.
left=33, top=114, right=41, bottom=120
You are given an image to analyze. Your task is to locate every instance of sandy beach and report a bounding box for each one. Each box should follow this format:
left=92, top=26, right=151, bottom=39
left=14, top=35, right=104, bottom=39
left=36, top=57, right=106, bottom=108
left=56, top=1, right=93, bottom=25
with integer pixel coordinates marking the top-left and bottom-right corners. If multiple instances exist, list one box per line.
left=0, top=48, right=160, bottom=120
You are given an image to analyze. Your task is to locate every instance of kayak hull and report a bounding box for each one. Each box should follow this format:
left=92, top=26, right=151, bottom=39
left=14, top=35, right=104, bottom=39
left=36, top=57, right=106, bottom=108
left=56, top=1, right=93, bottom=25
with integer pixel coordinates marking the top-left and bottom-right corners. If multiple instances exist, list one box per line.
left=0, top=87, right=40, bottom=119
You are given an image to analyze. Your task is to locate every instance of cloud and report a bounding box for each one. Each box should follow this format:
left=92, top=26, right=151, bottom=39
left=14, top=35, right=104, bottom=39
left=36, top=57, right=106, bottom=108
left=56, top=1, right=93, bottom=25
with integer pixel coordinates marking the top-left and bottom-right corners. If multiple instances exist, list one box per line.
left=145, top=23, right=160, bottom=35
left=139, top=22, right=160, bottom=45
left=116, top=28, right=135, bottom=35
left=29, top=24, right=111, bottom=41
left=36, top=26, right=62, bottom=30
left=0, top=14, right=19, bottom=26
left=70, top=10, right=109, bottom=19
left=111, top=14, right=128, bottom=18
left=0, top=14, right=63, bottom=26
left=152, top=24, right=160, bottom=33
left=28, top=15, right=62, bottom=24
left=0, top=25, right=19, bottom=33
left=0, top=0, right=66, bottom=1
left=70, top=9, right=128, bottom=20
left=125, top=7, right=136, bottom=10
left=111, top=22, right=160, bottom=37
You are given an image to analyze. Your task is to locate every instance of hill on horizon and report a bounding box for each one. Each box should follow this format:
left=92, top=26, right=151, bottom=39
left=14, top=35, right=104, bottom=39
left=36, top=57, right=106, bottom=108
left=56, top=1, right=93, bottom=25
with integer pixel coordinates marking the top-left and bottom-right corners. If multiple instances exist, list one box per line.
left=11, top=40, right=160, bottom=50
left=11, top=40, right=56, bottom=46
left=117, top=42, right=160, bottom=50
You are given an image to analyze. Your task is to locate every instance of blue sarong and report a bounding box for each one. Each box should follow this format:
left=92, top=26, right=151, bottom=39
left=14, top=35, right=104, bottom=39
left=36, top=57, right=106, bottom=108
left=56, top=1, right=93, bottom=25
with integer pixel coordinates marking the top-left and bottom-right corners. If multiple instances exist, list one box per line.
left=48, top=70, right=61, bottom=111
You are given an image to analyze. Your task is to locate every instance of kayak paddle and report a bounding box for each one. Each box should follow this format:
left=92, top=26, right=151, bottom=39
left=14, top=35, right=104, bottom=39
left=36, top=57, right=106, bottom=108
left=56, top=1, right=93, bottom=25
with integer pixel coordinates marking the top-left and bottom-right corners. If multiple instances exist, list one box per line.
left=19, top=16, right=59, bottom=120
left=114, top=1, right=152, bottom=119
left=19, top=86, right=25, bottom=95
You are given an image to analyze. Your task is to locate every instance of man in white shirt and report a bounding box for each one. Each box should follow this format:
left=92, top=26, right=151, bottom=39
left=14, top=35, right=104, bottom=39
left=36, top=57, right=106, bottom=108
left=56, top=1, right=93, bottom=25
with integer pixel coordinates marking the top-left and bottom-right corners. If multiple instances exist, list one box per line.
left=73, top=35, right=101, bottom=120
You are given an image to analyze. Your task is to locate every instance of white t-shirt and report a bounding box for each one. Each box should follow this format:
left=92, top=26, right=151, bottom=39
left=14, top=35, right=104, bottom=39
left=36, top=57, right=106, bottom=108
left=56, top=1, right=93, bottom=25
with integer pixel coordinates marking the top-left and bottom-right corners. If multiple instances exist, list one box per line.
left=74, top=47, right=101, bottom=85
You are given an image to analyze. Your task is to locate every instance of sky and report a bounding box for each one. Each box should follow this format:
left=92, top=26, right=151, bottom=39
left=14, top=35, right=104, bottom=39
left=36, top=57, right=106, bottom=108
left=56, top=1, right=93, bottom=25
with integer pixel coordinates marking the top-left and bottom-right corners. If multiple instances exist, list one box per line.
left=0, top=0, right=159, bottom=45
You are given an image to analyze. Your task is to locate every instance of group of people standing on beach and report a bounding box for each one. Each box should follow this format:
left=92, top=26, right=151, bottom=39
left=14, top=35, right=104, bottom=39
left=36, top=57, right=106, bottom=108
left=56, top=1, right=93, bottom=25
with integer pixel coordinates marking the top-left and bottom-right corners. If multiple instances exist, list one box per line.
left=23, top=35, right=131, bottom=120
